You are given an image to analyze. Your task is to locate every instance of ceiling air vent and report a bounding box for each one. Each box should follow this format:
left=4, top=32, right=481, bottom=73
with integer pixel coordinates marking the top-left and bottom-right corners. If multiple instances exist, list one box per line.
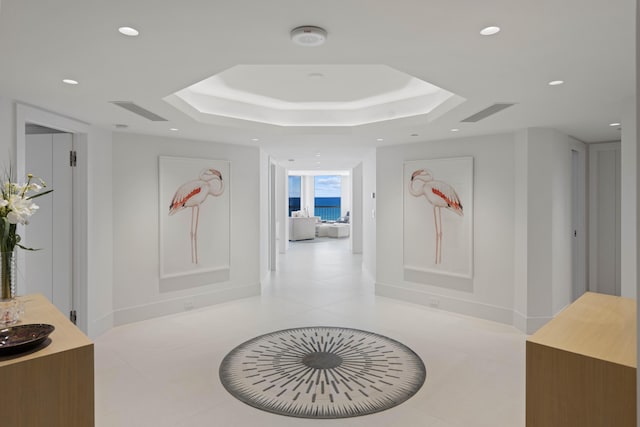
left=110, top=101, right=167, bottom=121
left=461, top=103, right=515, bottom=123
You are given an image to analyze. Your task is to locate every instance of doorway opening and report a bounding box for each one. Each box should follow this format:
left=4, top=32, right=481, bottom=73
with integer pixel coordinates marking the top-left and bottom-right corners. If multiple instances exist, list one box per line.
left=287, top=171, right=351, bottom=245
left=16, top=103, right=89, bottom=332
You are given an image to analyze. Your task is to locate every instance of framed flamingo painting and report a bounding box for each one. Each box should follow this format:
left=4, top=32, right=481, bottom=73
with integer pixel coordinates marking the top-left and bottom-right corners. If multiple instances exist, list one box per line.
left=403, top=157, right=473, bottom=290
left=159, top=156, right=230, bottom=291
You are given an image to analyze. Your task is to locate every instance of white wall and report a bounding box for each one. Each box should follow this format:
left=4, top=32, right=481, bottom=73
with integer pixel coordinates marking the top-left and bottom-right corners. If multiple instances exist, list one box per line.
left=277, top=164, right=287, bottom=253
left=351, top=163, right=363, bottom=254
left=621, top=98, right=637, bottom=298
left=86, top=126, right=114, bottom=337
left=0, top=96, right=15, bottom=163
left=513, top=131, right=528, bottom=329
left=376, top=129, right=584, bottom=332
left=361, top=150, right=377, bottom=279
left=376, top=133, right=516, bottom=324
left=259, top=149, right=270, bottom=279
left=514, top=128, right=585, bottom=333
left=589, top=142, right=621, bottom=296
left=111, top=133, right=260, bottom=325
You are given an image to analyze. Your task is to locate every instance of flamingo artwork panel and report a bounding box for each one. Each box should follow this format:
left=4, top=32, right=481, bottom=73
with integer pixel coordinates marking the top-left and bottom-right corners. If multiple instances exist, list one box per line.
left=159, top=156, right=230, bottom=288
left=403, top=157, right=473, bottom=287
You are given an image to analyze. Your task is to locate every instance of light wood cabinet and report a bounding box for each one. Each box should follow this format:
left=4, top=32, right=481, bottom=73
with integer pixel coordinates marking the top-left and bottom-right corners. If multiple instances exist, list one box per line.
left=526, top=292, right=636, bottom=427
left=0, top=294, right=94, bottom=427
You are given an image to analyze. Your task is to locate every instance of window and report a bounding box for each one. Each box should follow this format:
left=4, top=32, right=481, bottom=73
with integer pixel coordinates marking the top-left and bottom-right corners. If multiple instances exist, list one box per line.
left=288, top=175, right=301, bottom=216
left=314, top=175, right=341, bottom=221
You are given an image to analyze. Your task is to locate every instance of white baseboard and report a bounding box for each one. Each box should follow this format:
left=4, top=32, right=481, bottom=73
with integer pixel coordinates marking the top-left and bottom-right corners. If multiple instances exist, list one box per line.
left=512, top=310, right=553, bottom=334
left=88, top=312, right=114, bottom=339
left=113, top=283, right=260, bottom=326
left=376, top=282, right=557, bottom=333
left=376, top=282, right=513, bottom=325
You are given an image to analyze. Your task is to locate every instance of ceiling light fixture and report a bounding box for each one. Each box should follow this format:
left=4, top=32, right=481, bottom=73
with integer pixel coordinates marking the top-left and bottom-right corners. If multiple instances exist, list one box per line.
left=609, top=122, right=621, bottom=127
left=411, top=133, right=419, bottom=137
left=251, top=138, right=259, bottom=141
left=548, top=80, right=564, bottom=86
left=62, top=79, right=78, bottom=85
left=451, top=128, right=460, bottom=132
left=480, top=26, right=501, bottom=36
left=169, top=128, right=179, bottom=131
left=118, top=26, right=139, bottom=37
left=291, top=26, right=327, bottom=47
left=376, top=138, right=384, bottom=142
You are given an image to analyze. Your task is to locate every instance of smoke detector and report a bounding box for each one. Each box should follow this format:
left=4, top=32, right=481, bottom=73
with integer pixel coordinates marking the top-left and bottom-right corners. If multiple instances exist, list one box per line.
left=290, top=26, right=327, bottom=46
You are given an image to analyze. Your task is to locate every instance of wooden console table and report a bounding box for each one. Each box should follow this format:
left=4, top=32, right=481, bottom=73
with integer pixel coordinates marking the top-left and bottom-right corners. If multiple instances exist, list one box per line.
left=526, top=292, right=636, bottom=427
left=0, top=294, right=94, bottom=427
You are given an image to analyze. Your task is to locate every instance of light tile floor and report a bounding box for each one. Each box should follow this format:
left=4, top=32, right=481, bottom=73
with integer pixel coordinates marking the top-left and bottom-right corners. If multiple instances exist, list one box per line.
left=95, top=237, right=526, bottom=426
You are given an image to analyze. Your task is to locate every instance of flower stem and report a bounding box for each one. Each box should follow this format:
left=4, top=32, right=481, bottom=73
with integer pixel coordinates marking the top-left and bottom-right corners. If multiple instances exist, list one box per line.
left=0, top=252, right=12, bottom=300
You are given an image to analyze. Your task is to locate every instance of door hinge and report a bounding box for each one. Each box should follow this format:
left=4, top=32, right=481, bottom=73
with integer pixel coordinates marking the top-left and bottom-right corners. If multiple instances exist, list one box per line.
left=70, top=310, right=77, bottom=324
left=70, top=150, right=77, bottom=167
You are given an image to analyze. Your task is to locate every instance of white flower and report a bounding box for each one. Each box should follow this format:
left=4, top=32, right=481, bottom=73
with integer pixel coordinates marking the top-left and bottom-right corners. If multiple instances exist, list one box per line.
left=25, top=183, right=42, bottom=193
left=0, top=199, right=7, bottom=208
left=5, top=195, right=38, bottom=225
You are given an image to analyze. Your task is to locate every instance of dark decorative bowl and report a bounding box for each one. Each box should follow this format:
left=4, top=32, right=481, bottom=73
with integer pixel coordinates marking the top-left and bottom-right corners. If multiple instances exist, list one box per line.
left=0, top=324, right=55, bottom=356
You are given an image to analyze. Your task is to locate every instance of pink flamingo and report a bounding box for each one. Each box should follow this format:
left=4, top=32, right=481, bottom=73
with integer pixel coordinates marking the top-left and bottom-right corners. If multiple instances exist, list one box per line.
left=169, top=168, right=224, bottom=264
left=409, top=169, right=463, bottom=264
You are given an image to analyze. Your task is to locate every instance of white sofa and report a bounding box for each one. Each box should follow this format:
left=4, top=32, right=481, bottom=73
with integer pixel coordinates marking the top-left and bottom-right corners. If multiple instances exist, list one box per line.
left=289, top=217, right=318, bottom=241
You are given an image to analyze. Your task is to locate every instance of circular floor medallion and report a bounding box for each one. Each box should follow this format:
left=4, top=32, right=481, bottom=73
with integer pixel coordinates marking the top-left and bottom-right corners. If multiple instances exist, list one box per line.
left=219, top=326, right=426, bottom=419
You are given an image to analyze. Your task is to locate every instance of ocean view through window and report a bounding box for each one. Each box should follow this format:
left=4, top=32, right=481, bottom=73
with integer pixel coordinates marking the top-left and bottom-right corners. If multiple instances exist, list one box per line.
left=314, top=175, right=341, bottom=221
left=288, top=175, right=301, bottom=216
left=288, top=175, right=342, bottom=221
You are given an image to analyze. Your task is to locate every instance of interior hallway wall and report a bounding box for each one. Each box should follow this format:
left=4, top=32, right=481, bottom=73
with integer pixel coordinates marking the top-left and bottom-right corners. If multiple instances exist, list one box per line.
left=621, top=97, right=637, bottom=298
left=0, top=96, right=13, bottom=157
left=376, top=133, right=516, bottom=325
left=589, top=142, right=622, bottom=297
left=514, top=128, right=585, bottom=333
left=111, top=133, right=261, bottom=325
left=362, top=150, right=377, bottom=279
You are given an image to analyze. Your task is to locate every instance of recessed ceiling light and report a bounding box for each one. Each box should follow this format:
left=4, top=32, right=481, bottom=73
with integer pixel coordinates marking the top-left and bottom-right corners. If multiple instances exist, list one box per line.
left=315, top=153, right=321, bottom=157
left=316, top=161, right=321, bottom=164
left=118, top=26, right=139, bottom=37
left=288, top=159, right=295, bottom=162
left=548, top=80, right=564, bottom=86
left=251, top=138, right=259, bottom=141
left=411, top=133, right=419, bottom=137
left=62, top=79, right=78, bottom=85
left=169, top=128, right=179, bottom=131
left=376, top=138, right=384, bottom=142
left=609, top=122, right=621, bottom=127
left=451, top=128, right=460, bottom=132
left=480, top=26, right=501, bottom=36
left=114, top=124, right=128, bottom=129
left=308, top=73, right=324, bottom=79
left=290, top=26, right=327, bottom=47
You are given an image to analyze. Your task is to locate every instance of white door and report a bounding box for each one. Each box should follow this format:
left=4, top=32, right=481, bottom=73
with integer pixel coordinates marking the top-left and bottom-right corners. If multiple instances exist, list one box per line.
left=24, top=133, right=73, bottom=316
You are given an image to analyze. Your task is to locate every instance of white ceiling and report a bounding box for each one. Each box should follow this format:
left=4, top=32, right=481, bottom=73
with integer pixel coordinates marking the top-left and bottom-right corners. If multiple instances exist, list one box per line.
left=168, top=64, right=460, bottom=127
left=0, top=0, right=634, bottom=170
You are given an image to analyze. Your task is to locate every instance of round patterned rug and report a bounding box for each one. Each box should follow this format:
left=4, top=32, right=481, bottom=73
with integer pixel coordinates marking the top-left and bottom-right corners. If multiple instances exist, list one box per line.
left=219, top=326, right=426, bottom=419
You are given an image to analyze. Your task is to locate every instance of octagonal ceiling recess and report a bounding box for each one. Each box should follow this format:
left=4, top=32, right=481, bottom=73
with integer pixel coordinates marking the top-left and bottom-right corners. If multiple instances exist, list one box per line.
left=165, top=65, right=464, bottom=127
